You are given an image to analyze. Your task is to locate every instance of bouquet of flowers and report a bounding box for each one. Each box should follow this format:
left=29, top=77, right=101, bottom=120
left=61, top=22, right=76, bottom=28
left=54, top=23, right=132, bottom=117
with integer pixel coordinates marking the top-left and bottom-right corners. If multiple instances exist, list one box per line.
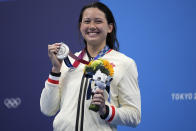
left=84, top=59, right=114, bottom=112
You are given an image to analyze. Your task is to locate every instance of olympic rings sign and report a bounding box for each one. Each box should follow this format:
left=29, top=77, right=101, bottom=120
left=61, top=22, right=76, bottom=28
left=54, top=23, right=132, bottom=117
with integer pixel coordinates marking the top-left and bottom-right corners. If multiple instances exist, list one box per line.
left=4, top=98, right=21, bottom=109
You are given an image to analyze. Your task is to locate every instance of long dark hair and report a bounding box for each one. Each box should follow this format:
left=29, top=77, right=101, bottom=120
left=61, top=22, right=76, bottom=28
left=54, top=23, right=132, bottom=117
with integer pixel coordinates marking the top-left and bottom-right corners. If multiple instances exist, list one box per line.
left=78, top=2, right=119, bottom=51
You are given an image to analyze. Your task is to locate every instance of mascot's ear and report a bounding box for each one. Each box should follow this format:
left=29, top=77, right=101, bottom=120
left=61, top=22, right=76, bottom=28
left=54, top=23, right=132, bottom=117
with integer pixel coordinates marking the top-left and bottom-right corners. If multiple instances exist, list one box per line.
left=105, top=77, right=113, bottom=86
left=107, top=76, right=113, bottom=82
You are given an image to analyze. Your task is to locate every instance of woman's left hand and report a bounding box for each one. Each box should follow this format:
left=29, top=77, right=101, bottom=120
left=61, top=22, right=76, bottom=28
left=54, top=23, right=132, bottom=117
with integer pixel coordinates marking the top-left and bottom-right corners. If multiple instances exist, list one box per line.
left=92, top=88, right=106, bottom=115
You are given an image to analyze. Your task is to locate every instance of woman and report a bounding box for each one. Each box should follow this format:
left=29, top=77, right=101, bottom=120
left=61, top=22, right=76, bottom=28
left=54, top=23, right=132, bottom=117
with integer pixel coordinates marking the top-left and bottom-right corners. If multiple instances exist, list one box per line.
left=40, top=2, right=141, bottom=131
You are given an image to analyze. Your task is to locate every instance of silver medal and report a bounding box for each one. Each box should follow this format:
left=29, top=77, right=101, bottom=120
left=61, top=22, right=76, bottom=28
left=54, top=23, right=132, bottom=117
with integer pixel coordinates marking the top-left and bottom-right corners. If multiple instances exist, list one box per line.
left=56, top=42, right=70, bottom=60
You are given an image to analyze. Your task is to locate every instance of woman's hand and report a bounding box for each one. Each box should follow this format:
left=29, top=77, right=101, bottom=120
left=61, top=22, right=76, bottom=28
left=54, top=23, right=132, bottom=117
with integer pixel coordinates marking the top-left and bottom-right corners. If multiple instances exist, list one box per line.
left=92, top=88, right=106, bottom=115
left=48, top=43, right=63, bottom=73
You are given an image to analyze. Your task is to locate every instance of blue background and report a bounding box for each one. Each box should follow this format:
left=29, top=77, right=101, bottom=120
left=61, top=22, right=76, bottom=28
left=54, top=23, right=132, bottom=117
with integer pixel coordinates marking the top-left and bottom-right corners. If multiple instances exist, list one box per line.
left=100, top=0, right=196, bottom=130
left=1, top=0, right=196, bottom=131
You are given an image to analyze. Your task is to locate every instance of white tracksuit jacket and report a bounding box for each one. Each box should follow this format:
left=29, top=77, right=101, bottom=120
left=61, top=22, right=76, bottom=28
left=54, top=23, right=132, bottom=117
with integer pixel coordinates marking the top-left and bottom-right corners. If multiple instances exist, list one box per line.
left=40, top=49, right=141, bottom=131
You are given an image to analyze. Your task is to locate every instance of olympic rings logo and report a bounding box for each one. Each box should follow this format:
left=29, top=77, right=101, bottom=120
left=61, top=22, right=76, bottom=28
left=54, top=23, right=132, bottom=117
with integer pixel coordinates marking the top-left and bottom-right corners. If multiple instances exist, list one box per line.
left=4, top=98, right=21, bottom=109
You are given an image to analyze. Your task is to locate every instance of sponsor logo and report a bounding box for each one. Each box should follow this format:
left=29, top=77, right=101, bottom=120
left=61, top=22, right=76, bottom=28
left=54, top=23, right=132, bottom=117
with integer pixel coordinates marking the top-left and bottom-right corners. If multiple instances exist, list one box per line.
left=4, top=97, right=21, bottom=109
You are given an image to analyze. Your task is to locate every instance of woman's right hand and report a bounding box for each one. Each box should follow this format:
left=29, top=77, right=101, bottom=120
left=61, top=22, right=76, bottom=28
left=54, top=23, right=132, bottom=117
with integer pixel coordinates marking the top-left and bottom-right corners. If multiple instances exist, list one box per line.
left=48, top=43, right=63, bottom=73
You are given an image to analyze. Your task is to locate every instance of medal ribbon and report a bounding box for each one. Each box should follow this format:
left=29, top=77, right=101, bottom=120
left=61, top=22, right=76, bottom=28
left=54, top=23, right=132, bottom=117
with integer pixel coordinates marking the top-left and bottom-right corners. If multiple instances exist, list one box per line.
left=64, top=45, right=111, bottom=68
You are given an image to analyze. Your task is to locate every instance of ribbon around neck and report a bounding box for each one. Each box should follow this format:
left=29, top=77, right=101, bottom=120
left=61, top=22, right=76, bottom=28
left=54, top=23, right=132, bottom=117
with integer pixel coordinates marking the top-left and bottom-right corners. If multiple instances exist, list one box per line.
left=64, top=45, right=111, bottom=69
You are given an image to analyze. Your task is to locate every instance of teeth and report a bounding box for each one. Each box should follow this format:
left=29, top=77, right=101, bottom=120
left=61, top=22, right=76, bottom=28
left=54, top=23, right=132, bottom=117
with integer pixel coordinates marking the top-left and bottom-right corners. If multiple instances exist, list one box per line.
left=88, top=32, right=98, bottom=34
left=88, top=32, right=98, bottom=36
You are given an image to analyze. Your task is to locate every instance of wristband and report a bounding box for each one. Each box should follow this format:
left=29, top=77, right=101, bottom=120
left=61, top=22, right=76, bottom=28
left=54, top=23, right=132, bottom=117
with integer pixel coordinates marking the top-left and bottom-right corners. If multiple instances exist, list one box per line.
left=100, top=105, right=109, bottom=119
left=47, top=71, right=61, bottom=84
left=50, top=71, right=61, bottom=77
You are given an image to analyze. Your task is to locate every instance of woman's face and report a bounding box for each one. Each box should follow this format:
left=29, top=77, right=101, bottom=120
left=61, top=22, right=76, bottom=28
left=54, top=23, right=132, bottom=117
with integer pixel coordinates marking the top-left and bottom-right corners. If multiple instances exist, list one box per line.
left=80, top=8, right=113, bottom=47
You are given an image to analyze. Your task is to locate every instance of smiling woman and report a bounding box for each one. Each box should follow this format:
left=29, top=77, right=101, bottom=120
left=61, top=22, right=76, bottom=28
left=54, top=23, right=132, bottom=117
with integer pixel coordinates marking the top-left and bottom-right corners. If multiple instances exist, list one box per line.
left=40, top=2, right=141, bottom=131
left=80, top=8, right=113, bottom=53
left=78, top=2, right=119, bottom=52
